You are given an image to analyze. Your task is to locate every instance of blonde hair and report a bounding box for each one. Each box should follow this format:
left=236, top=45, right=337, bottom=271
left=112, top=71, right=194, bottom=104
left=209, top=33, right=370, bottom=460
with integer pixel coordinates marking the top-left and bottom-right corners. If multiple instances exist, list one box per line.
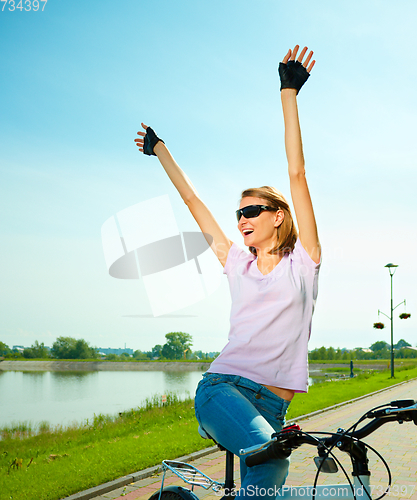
left=240, top=186, right=298, bottom=256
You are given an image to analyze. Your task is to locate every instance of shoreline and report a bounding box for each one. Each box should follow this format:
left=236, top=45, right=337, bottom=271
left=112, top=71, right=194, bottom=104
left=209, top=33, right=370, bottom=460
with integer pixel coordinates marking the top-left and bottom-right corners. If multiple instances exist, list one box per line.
left=0, top=360, right=211, bottom=372
left=0, top=359, right=390, bottom=372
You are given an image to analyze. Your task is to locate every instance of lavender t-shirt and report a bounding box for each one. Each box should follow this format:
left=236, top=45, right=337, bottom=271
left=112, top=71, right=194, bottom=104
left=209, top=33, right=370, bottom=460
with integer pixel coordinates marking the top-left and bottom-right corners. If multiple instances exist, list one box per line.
left=208, top=238, right=321, bottom=393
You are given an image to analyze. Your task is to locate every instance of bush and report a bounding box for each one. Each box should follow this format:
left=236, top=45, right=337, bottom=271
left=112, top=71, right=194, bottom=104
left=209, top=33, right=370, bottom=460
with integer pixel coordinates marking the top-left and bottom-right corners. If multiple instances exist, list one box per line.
left=51, top=337, right=98, bottom=359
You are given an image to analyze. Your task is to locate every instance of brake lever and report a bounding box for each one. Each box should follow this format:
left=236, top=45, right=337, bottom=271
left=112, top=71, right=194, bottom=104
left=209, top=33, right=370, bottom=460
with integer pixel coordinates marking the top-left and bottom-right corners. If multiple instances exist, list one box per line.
left=239, top=437, right=277, bottom=456
left=368, top=402, right=417, bottom=417
left=239, top=424, right=301, bottom=456
left=384, top=403, right=417, bottom=415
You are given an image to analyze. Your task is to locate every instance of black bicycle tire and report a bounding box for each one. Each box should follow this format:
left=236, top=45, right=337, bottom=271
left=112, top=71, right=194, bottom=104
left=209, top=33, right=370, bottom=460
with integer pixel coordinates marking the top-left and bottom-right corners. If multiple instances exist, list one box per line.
left=148, top=486, right=200, bottom=500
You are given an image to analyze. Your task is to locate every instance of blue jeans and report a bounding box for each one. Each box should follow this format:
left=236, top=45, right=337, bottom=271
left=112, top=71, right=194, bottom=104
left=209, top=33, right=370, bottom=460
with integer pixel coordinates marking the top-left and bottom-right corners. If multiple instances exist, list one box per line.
left=194, top=373, right=291, bottom=499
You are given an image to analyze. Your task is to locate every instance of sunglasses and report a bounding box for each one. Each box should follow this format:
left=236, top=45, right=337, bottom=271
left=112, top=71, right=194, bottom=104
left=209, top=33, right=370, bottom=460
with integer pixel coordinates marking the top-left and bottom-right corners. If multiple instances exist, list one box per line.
left=236, top=205, right=275, bottom=222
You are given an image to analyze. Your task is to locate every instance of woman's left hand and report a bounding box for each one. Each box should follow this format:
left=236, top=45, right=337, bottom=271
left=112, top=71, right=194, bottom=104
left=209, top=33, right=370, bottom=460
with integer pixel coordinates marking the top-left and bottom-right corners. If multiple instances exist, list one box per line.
left=135, top=123, right=164, bottom=156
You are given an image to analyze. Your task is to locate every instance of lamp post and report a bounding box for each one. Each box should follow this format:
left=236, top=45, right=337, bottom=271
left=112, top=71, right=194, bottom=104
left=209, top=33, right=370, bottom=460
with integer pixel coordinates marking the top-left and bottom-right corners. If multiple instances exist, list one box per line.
left=378, top=263, right=405, bottom=378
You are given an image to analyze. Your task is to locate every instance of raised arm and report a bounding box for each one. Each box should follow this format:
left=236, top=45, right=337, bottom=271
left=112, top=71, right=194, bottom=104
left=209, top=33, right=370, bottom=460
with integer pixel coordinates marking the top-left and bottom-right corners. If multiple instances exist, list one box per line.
left=134, top=124, right=233, bottom=266
left=279, top=46, right=321, bottom=264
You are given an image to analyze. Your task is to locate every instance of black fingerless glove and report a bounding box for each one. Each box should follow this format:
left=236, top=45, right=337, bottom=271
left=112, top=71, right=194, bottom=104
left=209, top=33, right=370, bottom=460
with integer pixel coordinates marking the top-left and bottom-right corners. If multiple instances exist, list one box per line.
left=278, top=61, right=310, bottom=94
left=143, top=127, right=164, bottom=156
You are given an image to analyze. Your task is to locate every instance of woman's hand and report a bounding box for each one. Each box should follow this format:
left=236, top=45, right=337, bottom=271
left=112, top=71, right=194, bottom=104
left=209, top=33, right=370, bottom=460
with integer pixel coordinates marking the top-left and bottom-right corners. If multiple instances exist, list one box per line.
left=283, top=45, right=315, bottom=72
left=134, top=122, right=147, bottom=153
left=134, top=123, right=164, bottom=156
left=279, top=45, right=315, bottom=94
left=280, top=46, right=320, bottom=263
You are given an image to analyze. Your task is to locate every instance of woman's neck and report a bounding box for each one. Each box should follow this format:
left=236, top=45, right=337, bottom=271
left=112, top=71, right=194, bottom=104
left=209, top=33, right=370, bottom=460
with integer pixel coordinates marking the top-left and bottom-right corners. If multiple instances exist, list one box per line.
left=256, top=249, right=282, bottom=275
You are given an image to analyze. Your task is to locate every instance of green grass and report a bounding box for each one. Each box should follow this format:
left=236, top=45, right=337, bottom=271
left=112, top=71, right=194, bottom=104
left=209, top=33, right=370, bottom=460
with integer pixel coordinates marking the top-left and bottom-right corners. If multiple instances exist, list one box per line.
left=320, top=366, right=374, bottom=374
left=0, top=393, right=204, bottom=500
left=287, top=364, right=417, bottom=420
left=309, top=359, right=417, bottom=366
left=1, top=367, right=417, bottom=500
left=321, top=367, right=352, bottom=373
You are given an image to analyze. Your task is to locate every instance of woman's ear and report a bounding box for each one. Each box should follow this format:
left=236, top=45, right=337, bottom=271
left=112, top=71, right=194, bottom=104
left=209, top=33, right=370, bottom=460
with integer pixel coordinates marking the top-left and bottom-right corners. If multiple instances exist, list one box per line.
left=274, top=210, right=285, bottom=228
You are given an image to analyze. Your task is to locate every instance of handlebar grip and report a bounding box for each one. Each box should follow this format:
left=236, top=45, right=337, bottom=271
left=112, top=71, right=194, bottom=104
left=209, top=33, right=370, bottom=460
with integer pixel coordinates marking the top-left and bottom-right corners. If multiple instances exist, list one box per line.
left=391, top=399, right=417, bottom=407
left=245, top=445, right=290, bottom=467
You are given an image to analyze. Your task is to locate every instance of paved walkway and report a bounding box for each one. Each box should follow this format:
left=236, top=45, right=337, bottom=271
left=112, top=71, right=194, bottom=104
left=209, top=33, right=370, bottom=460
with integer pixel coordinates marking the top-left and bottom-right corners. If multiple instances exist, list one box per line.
left=87, top=379, right=417, bottom=500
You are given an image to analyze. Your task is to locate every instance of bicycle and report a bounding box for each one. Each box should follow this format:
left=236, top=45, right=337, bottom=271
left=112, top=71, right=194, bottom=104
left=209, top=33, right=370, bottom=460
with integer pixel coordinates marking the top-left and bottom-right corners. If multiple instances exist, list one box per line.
left=148, top=399, right=417, bottom=500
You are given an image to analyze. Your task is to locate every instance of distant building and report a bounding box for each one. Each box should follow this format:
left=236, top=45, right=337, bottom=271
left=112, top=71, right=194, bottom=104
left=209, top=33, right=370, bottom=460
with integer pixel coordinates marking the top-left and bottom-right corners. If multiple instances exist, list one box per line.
left=99, top=347, right=134, bottom=355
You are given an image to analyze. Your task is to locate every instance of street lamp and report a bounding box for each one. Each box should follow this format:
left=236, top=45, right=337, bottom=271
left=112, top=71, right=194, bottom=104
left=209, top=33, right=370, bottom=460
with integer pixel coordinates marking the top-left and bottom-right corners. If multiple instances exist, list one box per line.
left=378, top=263, right=405, bottom=378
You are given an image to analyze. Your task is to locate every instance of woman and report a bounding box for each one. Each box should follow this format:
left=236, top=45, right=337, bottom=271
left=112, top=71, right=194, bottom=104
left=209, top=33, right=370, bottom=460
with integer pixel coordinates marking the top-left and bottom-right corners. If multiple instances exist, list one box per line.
left=135, top=45, right=321, bottom=498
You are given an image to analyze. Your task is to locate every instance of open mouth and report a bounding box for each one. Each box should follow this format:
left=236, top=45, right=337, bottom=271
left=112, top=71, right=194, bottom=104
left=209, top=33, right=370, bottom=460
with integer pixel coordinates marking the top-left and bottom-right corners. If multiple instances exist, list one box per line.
left=242, top=229, right=254, bottom=236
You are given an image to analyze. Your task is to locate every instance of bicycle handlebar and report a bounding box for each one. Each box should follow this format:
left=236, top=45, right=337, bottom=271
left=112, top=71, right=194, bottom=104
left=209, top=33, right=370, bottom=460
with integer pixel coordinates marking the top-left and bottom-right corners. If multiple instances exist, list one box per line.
left=245, top=433, right=316, bottom=467
left=244, top=399, right=417, bottom=468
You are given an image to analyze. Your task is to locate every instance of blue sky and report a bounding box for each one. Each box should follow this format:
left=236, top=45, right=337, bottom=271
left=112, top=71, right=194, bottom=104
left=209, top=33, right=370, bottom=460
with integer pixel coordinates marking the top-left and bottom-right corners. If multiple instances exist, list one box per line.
left=1, top=0, right=416, bottom=353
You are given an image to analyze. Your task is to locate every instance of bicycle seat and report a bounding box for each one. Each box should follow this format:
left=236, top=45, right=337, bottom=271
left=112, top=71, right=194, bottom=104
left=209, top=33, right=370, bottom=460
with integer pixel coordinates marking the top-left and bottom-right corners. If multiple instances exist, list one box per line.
left=198, top=425, right=229, bottom=454
left=198, top=425, right=211, bottom=440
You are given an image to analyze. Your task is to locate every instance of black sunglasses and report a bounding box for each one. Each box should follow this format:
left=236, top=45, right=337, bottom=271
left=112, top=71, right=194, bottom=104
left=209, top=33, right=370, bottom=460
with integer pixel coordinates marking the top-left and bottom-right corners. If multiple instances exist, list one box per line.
left=236, top=205, right=275, bottom=222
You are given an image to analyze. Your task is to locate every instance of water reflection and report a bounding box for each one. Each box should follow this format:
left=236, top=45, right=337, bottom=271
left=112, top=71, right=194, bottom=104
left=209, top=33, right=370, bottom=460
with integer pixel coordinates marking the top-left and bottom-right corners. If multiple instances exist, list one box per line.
left=164, top=370, right=198, bottom=391
left=0, top=369, right=331, bottom=430
left=51, top=371, right=94, bottom=380
left=309, top=376, right=325, bottom=385
left=0, top=370, right=204, bottom=429
left=22, top=371, right=47, bottom=378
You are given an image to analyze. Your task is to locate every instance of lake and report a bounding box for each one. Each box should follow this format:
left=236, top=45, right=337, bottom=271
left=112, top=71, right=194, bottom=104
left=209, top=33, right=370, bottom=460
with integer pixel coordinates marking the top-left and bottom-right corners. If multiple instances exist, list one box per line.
left=0, top=370, right=205, bottom=429
left=0, top=369, right=322, bottom=430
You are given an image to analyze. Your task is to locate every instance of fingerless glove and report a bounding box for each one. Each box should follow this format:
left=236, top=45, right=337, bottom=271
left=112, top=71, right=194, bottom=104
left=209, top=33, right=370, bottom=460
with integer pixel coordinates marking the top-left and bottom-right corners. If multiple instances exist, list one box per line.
left=143, top=127, right=164, bottom=156
left=278, top=61, right=310, bottom=94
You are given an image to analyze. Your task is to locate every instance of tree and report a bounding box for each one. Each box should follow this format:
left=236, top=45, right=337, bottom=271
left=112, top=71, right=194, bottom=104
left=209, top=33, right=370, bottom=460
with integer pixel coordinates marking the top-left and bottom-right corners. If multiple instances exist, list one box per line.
left=327, top=347, right=336, bottom=360
left=51, top=336, right=97, bottom=359
left=369, top=341, right=389, bottom=352
left=23, top=341, right=49, bottom=359
left=395, top=348, right=417, bottom=359
left=308, top=346, right=328, bottom=360
left=74, top=339, right=97, bottom=359
left=395, top=339, right=411, bottom=349
left=133, top=350, right=150, bottom=360
left=51, top=337, right=76, bottom=359
left=161, top=332, right=193, bottom=360
left=151, top=345, right=163, bottom=359
left=0, top=342, right=11, bottom=357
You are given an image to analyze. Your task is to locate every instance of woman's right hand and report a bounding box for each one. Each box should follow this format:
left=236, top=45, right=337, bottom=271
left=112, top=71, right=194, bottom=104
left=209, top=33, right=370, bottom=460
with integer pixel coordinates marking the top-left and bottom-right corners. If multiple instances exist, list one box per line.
left=279, top=45, right=315, bottom=94
left=134, top=123, right=164, bottom=156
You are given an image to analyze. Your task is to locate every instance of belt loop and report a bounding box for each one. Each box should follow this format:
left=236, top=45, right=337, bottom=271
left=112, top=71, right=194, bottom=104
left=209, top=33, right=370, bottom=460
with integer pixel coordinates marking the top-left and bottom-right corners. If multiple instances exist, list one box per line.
left=233, top=375, right=241, bottom=385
